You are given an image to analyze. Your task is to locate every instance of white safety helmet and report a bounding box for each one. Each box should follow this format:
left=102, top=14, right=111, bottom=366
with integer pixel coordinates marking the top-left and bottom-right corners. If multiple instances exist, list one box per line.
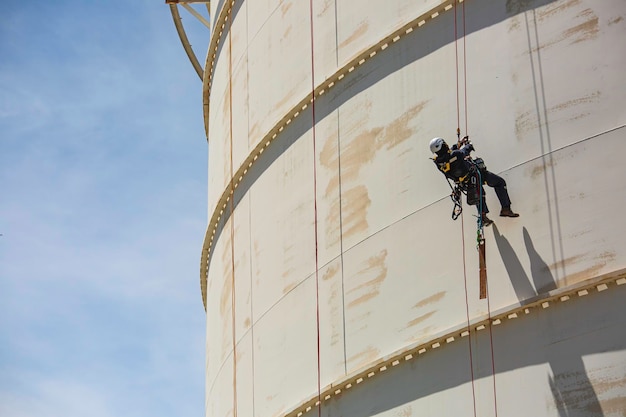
left=429, top=137, right=446, bottom=154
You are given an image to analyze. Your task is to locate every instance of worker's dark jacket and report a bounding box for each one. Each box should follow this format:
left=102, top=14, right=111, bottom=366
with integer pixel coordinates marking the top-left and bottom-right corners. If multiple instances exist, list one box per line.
left=434, top=144, right=473, bottom=182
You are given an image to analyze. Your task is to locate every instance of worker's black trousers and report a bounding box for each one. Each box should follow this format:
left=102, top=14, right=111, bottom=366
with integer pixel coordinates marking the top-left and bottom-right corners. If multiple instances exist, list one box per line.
left=478, top=171, right=512, bottom=214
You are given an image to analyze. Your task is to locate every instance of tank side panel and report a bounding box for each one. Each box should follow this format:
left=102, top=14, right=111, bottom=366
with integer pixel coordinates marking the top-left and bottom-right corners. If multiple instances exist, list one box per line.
left=314, top=107, right=342, bottom=267
left=205, top=215, right=233, bottom=391
left=253, top=276, right=319, bottom=417
left=207, top=35, right=231, bottom=216
left=311, top=0, right=338, bottom=85
left=206, top=351, right=234, bottom=417
left=335, top=0, right=443, bottom=65
left=246, top=0, right=282, bottom=43
left=247, top=1, right=312, bottom=147
left=230, top=3, right=252, bottom=174
left=233, top=192, right=252, bottom=341
left=484, top=127, right=626, bottom=312
left=342, top=200, right=474, bottom=373
left=234, top=331, right=254, bottom=417
left=249, top=123, right=316, bottom=322
left=463, top=0, right=626, bottom=173
left=334, top=11, right=458, bottom=252
left=318, top=257, right=348, bottom=387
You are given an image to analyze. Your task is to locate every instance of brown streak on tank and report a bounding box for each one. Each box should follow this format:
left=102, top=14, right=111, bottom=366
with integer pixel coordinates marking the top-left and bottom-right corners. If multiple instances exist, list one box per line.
left=342, top=185, right=372, bottom=239
left=564, top=10, right=599, bottom=44
left=342, top=127, right=383, bottom=182
left=537, top=0, right=581, bottom=21
left=339, top=21, right=369, bottom=51
left=347, top=250, right=387, bottom=308
left=220, top=241, right=233, bottom=316
left=395, top=406, right=413, bottom=417
left=381, top=101, right=428, bottom=150
left=323, top=262, right=340, bottom=281
left=545, top=254, right=584, bottom=273
left=529, top=158, right=555, bottom=179
left=608, top=16, right=623, bottom=25
left=563, top=261, right=614, bottom=285
left=324, top=198, right=341, bottom=248
left=280, top=1, right=293, bottom=18
left=514, top=110, right=537, bottom=140
left=406, top=310, right=437, bottom=328
left=348, top=345, right=380, bottom=369
left=536, top=9, right=599, bottom=51
left=274, top=84, right=303, bottom=120
left=551, top=91, right=601, bottom=112
left=413, top=291, right=446, bottom=309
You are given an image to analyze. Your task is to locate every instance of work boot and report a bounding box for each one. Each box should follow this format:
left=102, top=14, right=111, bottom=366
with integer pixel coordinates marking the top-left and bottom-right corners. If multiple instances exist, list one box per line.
left=481, top=214, right=494, bottom=226
left=500, top=208, right=520, bottom=217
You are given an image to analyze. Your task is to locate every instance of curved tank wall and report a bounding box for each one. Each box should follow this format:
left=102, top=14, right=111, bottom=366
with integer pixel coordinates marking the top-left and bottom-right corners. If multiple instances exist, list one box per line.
left=199, top=0, right=626, bottom=416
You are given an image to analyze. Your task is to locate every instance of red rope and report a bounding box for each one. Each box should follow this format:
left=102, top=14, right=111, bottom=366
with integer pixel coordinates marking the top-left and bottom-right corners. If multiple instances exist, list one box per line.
left=456, top=2, right=477, bottom=416
left=458, top=2, right=498, bottom=413
left=460, top=214, right=478, bottom=417
left=308, top=2, right=322, bottom=416
left=462, top=0, right=469, bottom=133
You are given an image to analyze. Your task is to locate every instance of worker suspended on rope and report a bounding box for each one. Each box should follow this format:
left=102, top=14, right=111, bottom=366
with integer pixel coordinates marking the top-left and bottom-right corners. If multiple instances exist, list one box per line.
left=429, top=136, right=519, bottom=225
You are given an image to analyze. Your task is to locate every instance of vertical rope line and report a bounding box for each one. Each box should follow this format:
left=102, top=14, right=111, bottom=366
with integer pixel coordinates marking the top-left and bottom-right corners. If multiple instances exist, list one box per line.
left=454, top=0, right=460, bottom=130
left=485, top=279, right=499, bottom=416
left=308, top=1, right=322, bottom=416
left=461, top=216, right=478, bottom=417
left=227, top=10, right=238, bottom=417
left=461, top=2, right=498, bottom=414
left=462, top=0, right=469, bottom=133
left=457, top=2, right=477, bottom=416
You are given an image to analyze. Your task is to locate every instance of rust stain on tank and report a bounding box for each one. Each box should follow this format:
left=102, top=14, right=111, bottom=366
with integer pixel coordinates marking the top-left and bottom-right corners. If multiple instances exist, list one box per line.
left=551, top=91, right=601, bottom=112
left=339, top=21, right=369, bottom=50
left=608, top=16, right=623, bottom=25
left=323, top=262, right=340, bottom=281
left=529, top=158, right=555, bottom=179
left=342, top=185, right=372, bottom=239
left=395, top=406, right=413, bottom=417
left=536, top=8, right=599, bottom=50
left=545, top=254, right=584, bottom=272
left=514, top=110, right=537, bottom=140
left=548, top=367, right=625, bottom=416
left=406, top=310, right=436, bottom=328
left=347, top=249, right=388, bottom=308
left=280, top=1, right=293, bottom=17
left=380, top=101, right=427, bottom=150
left=348, top=345, right=380, bottom=369
left=342, top=127, right=383, bottom=181
left=243, top=317, right=251, bottom=328
left=561, top=251, right=616, bottom=284
left=563, top=10, right=599, bottom=44
left=413, top=291, right=446, bottom=309
left=536, top=0, right=581, bottom=21
left=220, top=244, right=233, bottom=316
left=341, top=102, right=426, bottom=181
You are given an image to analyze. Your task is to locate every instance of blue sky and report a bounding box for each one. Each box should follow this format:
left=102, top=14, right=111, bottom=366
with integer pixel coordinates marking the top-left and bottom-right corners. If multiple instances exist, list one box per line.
left=0, top=1, right=209, bottom=416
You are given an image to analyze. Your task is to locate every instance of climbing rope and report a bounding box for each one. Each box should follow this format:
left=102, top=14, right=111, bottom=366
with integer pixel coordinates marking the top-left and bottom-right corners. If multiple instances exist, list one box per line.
left=455, top=1, right=478, bottom=416
left=455, top=1, right=499, bottom=412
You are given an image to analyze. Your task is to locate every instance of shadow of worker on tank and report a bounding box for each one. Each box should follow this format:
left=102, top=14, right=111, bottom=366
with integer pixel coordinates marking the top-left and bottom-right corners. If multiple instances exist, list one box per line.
left=492, top=225, right=603, bottom=416
left=491, top=225, right=556, bottom=301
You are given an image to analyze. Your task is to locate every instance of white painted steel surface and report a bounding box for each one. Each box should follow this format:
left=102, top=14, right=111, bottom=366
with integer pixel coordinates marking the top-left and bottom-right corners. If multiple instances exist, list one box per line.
left=194, top=0, right=626, bottom=416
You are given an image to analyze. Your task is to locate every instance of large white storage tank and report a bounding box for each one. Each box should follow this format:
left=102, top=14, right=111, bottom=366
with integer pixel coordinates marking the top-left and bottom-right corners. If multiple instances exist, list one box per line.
left=169, top=0, right=626, bottom=416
